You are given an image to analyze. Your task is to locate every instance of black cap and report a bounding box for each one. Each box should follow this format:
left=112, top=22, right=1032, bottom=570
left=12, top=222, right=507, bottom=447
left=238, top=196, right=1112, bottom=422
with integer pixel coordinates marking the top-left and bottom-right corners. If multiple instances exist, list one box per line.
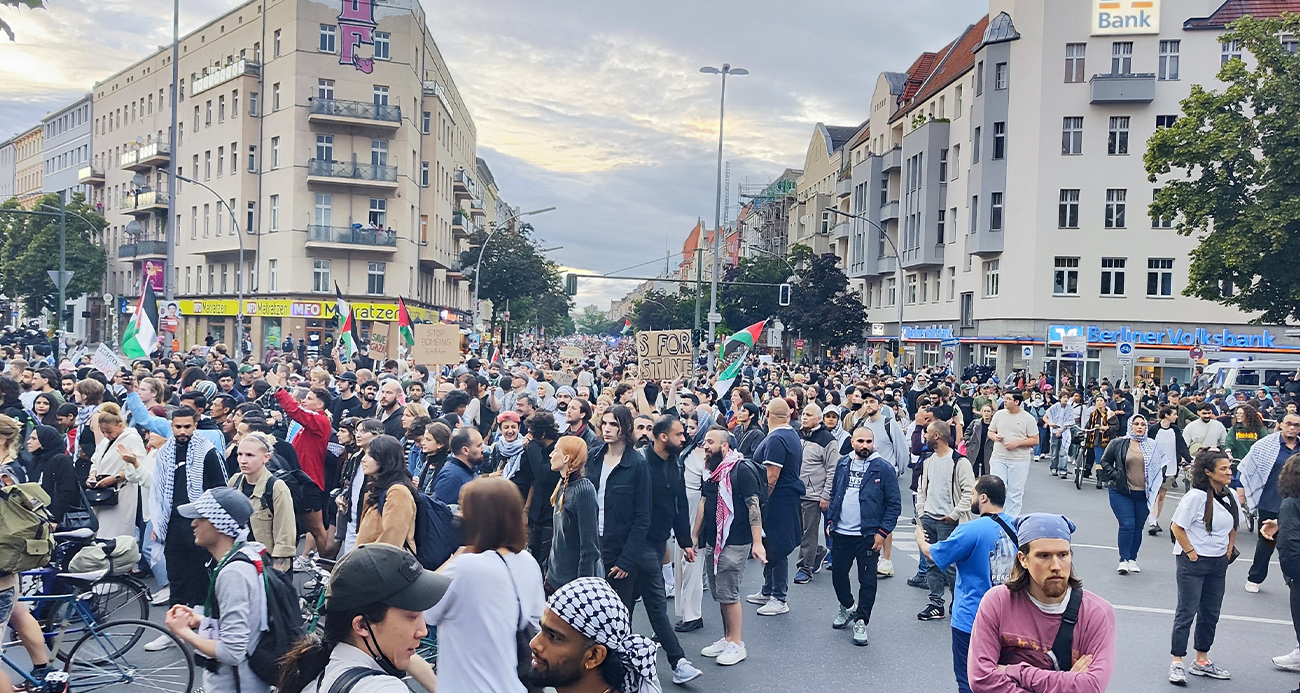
left=337, top=371, right=358, bottom=382
left=326, top=544, right=450, bottom=613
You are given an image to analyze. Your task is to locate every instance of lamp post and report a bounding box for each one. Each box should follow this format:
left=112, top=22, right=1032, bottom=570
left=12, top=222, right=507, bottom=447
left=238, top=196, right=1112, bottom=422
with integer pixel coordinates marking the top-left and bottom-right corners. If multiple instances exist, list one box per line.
left=825, top=207, right=904, bottom=369
left=471, top=206, right=555, bottom=354
left=700, top=63, right=747, bottom=373
left=175, top=173, right=247, bottom=356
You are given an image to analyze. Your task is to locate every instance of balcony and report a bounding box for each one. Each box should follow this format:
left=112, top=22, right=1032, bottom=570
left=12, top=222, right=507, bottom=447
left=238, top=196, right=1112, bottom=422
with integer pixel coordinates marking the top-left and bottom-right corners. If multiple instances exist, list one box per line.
left=77, top=166, right=105, bottom=186
left=1089, top=72, right=1156, bottom=104
left=192, top=59, right=260, bottom=97
left=120, top=190, right=170, bottom=215
left=120, top=142, right=170, bottom=171
left=306, top=224, right=398, bottom=253
left=447, top=259, right=467, bottom=281
left=880, top=200, right=900, bottom=222
left=451, top=211, right=469, bottom=239
left=307, top=159, right=398, bottom=192
left=900, top=243, right=945, bottom=270
left=830, top=220, right=850, bottom=240
left=117, top=239, right=168, bottom=259
left=874, top=255, right=897, bottom=276
left=308, top=98, right=401, bottom=130
left=452, top=169, right=475, bottom=200
left=468, top=199, right=486, bottom=221
left=880, top=147, right=902, bottom=173
left=835, top=173, right=852, bottom=199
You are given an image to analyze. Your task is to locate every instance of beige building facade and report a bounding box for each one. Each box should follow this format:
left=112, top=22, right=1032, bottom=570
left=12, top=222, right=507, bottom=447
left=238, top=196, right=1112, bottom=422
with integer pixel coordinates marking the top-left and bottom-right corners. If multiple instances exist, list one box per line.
left=13, top=125, right=44, bottom=208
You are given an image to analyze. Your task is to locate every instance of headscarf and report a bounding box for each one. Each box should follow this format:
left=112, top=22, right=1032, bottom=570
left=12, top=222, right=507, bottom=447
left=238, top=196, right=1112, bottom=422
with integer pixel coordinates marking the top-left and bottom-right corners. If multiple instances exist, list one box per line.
left=1126, top=414, right=1150, bottom=442
left=1015, top=513, right=1076, bottom=544
left=547, top=578, right=660, bottom=693
left=32, top=424, right=65, bottom=459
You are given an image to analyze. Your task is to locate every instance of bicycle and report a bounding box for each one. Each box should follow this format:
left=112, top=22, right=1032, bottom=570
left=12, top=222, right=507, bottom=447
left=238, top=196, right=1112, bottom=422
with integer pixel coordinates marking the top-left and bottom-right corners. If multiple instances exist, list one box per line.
left=1070, top=427, right=1103, bottom=490
left=298, top=553, right=437, bottom=663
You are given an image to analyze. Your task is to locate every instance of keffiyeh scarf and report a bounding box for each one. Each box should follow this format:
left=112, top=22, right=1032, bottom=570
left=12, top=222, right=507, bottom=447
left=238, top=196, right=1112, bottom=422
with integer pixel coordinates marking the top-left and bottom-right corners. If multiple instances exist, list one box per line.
left=548, top=577, right=661, bottom=693
left=707, top=450, right=744, bottom=560
left=153, top=435, right=215, bottom=541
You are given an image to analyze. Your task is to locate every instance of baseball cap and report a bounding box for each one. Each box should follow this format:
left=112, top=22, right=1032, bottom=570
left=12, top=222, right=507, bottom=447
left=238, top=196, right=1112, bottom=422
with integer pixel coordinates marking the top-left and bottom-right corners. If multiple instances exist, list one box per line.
left=238, top=365, right=255, bottom=374
left=177, top=488, right=253, bottom=538
left=325, top=544, right=450, bottom=613
left=337, top=371, right=358, bottom=382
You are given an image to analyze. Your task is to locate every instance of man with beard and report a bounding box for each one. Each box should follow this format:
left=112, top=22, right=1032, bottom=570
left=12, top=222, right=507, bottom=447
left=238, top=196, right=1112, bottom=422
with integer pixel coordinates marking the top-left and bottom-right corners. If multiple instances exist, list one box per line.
left=377, top=379, right=405, bottom=438
left=431, top=427, right=483, bottom=505
left=564, top=398, right=598, bottom=449
left=844, top=391, right=908, bottom=577
left=968, top=513, right=1116, bottom=692
left=330, top=371, right=361, bottom=425
left=352, top=379, right=379, bottom=420
left=524, top=577, right=660, bottom=693
left=632, top=414, right=655, bottom=448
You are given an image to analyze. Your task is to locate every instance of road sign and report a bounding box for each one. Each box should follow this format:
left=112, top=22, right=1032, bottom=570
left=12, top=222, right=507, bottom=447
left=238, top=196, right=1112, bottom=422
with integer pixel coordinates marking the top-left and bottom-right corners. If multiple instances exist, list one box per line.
left=794, top=338, right=805, bottom=349
left=1202, top=344, right=1221, bottom=353
left=47, top=270, right=74, bottom=291
left=945, top=350, right=954, bottom=363
left=1189, top=346, right=1204, bottom=360
left=871, top=323, right=886, bottom=336
left=1117, top=341, right=1135, bottom=364
left=941, top=337, right=960, bottom=347
left=707, top=312, right=723, bottom=324
left=1021, top=345, right=1034, bottom=359
left=1062, top=335, right=1087, bottom=354
left=866, top=347, right=874, bottom=355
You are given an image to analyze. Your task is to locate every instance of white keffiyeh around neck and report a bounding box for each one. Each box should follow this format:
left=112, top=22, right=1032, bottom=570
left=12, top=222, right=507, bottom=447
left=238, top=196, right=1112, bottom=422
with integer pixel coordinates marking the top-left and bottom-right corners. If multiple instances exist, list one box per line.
left=153, top=434, right=215, bottom=541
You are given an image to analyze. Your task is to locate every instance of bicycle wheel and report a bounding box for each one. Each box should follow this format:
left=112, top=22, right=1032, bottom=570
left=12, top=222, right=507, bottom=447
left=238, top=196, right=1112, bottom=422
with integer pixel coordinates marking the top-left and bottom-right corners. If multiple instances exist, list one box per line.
left=64, top=619, right=193, bottom=693
left=44, top=576, right=150, bottom=662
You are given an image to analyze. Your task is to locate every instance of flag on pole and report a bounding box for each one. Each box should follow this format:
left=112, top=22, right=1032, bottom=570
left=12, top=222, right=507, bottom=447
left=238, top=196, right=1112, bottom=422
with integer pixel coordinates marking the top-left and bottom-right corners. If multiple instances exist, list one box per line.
left=714, top=319, right=766, bottom=398
left=335, top=283, right=361, bottom=358
left=121, top=282, right=159, bottom=359
left=397, top=296, right=415, bottom=346
left=620, top=319, right=632, bottom=336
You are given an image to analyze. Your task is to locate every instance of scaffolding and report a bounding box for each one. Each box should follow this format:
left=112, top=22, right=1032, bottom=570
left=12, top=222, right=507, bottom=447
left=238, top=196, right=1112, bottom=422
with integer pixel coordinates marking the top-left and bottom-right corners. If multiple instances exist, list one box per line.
left=738, top=169, right=800, bottom=259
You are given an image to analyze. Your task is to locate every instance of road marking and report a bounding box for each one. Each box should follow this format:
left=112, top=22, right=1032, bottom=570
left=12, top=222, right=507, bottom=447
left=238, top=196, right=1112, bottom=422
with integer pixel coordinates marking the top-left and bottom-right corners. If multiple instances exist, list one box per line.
left=1112, top=603, right=1293, bottom=626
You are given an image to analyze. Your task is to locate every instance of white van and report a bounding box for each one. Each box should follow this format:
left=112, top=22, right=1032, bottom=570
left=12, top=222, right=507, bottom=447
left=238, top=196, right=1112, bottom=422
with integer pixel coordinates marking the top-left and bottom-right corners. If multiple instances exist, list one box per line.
left=1202, top=360, right=1300, bottom=396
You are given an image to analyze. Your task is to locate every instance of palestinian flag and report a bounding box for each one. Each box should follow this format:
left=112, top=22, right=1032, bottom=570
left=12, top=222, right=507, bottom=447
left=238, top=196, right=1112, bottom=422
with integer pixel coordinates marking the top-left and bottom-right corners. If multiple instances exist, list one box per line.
left=714, top=319, right=765, bottom=397
left=397, top=296, right=415, bottom=346
left=335, top=283, right=361, bottom=359
left=121, top=282, right=159, bottom=359
left=620, top=319, right=632, bottom=336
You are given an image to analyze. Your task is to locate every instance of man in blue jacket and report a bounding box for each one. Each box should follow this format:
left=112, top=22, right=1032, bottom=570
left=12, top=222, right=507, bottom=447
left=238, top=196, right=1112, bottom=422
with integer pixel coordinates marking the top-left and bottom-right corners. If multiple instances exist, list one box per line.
left=826, top=425, right=901, bottom=646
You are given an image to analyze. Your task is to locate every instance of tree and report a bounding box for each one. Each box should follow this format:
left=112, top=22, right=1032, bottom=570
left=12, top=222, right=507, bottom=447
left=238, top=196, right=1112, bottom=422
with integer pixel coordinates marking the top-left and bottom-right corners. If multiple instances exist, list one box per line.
left=462, top=221, right=557, bottom=335
left=0, top=192, right=107, bottom=319
left=575, top=305, right=613, bottom=335
left=719, top=255, right=788, bottom=330
left=630, top=289, right=696, bottom=332
left=1144, top=15, right=1300, bottom=323
left=1, top=0, right=45, bottom=42
left=778, top=245, right=866, bottom=352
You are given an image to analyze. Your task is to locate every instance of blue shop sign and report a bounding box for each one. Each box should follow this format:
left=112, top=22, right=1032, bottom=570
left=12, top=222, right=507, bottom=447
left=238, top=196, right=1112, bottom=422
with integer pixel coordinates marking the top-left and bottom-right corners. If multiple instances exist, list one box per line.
left=1048, top=324, right=1276, bottom=349
left=902, top=325, right=954, bottom=340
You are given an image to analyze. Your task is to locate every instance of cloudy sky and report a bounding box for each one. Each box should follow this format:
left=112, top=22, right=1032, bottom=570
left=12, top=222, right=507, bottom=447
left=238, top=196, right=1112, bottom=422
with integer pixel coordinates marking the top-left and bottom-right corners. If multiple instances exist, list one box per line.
left=1, top=0, right=982, bottom=311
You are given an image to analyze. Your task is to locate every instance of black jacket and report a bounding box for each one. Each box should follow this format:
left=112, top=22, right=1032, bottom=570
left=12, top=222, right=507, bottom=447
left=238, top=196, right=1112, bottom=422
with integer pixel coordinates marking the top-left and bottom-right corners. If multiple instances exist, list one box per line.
left=585, top=442, right=651, bottom=573
left=642, top=445, right=692, bottom=549
left=513, top=439, right=561, bottom=526
left=381, top=408, right=405, bottom=438
left=29, top=449, right=78, bottom=527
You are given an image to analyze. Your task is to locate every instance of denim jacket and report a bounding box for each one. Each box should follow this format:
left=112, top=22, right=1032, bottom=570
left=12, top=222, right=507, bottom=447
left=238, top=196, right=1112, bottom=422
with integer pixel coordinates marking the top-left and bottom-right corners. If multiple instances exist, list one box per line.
left=827, top=453, right=902, bottom=539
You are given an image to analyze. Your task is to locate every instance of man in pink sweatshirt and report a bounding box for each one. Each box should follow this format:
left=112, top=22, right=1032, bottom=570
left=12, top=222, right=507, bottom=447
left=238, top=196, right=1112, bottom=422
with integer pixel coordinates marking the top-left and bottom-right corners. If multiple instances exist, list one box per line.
left=968, top=513, right=1116, bottom=693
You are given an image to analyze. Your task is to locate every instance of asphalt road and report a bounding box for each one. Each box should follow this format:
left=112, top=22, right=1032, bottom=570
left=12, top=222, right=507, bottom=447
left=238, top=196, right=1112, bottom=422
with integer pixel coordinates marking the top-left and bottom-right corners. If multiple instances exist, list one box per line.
left=638, top=460, right=1300, bottom=693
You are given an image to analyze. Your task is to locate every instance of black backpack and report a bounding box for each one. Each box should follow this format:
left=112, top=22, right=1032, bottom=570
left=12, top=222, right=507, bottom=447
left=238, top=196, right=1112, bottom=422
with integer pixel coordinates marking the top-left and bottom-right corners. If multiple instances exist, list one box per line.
left=377, top=487, right=461, bottom=571
left=212, top=547, right=304, bottom=688
left=734, top=458, right=769, bottom=513
left=265, top=452, right=315, bottom=533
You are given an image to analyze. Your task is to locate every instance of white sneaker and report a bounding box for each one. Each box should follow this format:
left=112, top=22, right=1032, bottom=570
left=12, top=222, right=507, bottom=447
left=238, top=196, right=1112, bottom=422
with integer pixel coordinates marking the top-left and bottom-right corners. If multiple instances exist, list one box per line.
left=1117, top=562, right=1129, bottom=575
left=756, top=597, right=789, bottom=616
left=744, top=591, right=768, bottom=605
left=1127, top=560, right=1141, bottom=574
left=671, top=658, right=703, bottom=684
left=877, top=558, right=895, bottom=576
left=144, top=634, right=176, bottom=651
left=1273, top=647, right=1300, bottom=671
left=149, top=586, right=170, bottom=606
left=1245, top=580, right=1261, bottom=593
left=700, top=638, right=729, bottom=658
left=716, top=641, right=747, bottom=666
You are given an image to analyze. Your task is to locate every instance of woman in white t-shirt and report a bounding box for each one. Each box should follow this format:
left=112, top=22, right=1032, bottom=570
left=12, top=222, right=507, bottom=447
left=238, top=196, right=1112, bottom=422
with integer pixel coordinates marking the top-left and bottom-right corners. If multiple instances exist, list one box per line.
left=425, top=477, right=545, bottom=693
left=1167, top=449, right=1238, bottom=684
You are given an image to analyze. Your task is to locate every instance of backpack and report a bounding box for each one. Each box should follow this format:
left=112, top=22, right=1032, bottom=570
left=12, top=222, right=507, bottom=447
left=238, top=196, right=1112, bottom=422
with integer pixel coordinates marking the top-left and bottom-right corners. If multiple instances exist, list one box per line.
left=212, top=547, right=304, bottom=687
left=265, top=453, right=315, bottom=534
left=733, top=458, right=769, bottom=514
left=0, top=482, right=56, bottom=574
left=378, top=487, right=460, bottom=571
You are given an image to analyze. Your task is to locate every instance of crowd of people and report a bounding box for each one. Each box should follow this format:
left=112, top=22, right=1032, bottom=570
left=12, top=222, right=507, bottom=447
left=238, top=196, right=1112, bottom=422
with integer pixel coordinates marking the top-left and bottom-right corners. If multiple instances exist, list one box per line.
left=1, top=339, right=1299, bottom=692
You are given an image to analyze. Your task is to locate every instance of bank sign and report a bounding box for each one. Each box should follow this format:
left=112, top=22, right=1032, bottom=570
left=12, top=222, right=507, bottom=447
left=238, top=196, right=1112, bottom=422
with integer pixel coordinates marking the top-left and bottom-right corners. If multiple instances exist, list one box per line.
left=1049, top=324, right=1277, bottom=349
left=1091, top=0, right=1160, bottom=35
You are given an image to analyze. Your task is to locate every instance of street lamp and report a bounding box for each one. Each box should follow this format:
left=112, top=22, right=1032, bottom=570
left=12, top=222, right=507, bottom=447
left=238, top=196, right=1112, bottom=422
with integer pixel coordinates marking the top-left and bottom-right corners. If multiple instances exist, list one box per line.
left=471, top=206, right=556, bottom=353
left=700, top=63, right=747, bottom=373
left=746, top=244, right=798, bottom=280
left=825, top=207, right=904, bottom=369
left=174, top=172, right=248, bottom=357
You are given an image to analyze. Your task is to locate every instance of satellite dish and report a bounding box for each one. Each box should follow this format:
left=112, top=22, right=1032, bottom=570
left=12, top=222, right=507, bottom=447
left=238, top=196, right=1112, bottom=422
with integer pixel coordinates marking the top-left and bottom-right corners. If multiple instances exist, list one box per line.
left=125, top=220, right=143, bottom=238
left=135, top=136, right=144, bottom=145
left=131, top=173, right=148, bottom=188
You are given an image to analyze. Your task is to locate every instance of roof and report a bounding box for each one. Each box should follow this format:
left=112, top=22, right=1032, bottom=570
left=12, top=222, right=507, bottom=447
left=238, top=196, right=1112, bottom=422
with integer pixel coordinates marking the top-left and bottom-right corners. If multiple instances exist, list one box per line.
left=898, top=52, right=941, bottom=104
left=846, top=121, right=872, bottom=151
left=824, top=125, right=862, bottom=152
left=1185, top=0, right=1300, bottom=29
left=475, top=156, right=496, bottom=188
left=977, top=11, right=1020, bottom=49
left=891, top=15, right=991, bottom=123
left=883, top=72, right=909, bottom=95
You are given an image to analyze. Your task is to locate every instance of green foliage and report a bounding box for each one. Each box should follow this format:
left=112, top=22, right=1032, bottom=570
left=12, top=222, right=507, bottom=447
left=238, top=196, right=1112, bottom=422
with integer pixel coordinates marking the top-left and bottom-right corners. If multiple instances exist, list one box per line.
left=719, top=255, right=788, bottom=330
left=1, top=0, right=45, bottom=41
left=1144, top=15, right=1300, bottom=323
left=575, top=305, right=613, bottom=335
left=0, top=192, right=107, bottom=318
left=778, top=244, right=866, bottom=350
left=629, top=288, right=696, bottom=331
left=462, top=221, right=564, bottom=331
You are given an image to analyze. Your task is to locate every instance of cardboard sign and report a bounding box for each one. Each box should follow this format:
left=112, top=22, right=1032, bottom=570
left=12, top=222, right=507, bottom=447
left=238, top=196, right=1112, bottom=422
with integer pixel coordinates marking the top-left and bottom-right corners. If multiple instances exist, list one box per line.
left=91, top=343, right=124, bottom=376
left=412, top=323, right=462, bottom=365
left=369, top=332, right=388, bottom=357
left=559, top=346, right=583, bottom=362
left=636, top=329, right=692, bottom=381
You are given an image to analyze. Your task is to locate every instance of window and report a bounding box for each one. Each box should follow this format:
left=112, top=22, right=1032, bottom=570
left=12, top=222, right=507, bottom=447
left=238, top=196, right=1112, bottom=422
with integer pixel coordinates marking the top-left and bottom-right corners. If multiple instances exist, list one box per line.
left=208, top=266, right=215, bottom=294
left=269, top=194, right=279, bottom=232
left=420, top=162, right=429, bottom=187
left=190, top=205, right=198, bottom=239
left=422, top=111, right=431, bottom=134
left=319, top=24, right=336, bottom=53
left=1105, top=189, right=1127, bottom=228
left=268, top=259, right=278, bottom=292
left=960, top=292, right=974, bottom=326
left=193, top=105, right=200, bottom=130
left=1101, top=258, right=1126, bottom=295
left=994, top=62, right=1008, bottom=90
left=975, top=61, right=984, bottom=95
left=1147, top=258, right=1173, bottom=296
left=204, top=150, right=211, bottom=179
left=1221, top=40, right=1241, bottom=65
left=906, top=274, right=918, bottom=305
left=249, top=92, right=258, bottom=116
left=274, top=28, right=282, bottom=57
left=216, top=146, right=224, bottom=176
left=371, top=140, right=388, bottom=167
left=247, top=201, right=255, bottom=234
left=1111, top=41, right=1133, bottom=74
left=312, top=259, right=331, bottom=292
left=315, top=134, right=333, bottom=161
left=1152, top=188, right=1173, bottom=228
left=203, top=203, right=210, bottom=237
left=1156, top=114, right=1176, bottom=129
left=247, top=145, right=257, bottom=172
left=367, top=262, right=386, bottom=294
left=232, top=90, right=239, bottom=117
left=1159, top=40, right=1180, bottom=80
left=972, top=127, right=981, bottom=163
left=1107, top=116, right=1129, bottom=155
left=992, top=122, right=1006, bottom=159
left=938, top=148, right=948, bottom=182
left=271, top=137, right=280, bottom=168
left=990, top=192, right=1004, bottom=230
left=947, top=267, right=956, bottom=300
left=373, top=85, right=389, bottom=106
left=1061, top=117, right=1083, bottom=155
left=885, top=277, right=897, bottom=307
left=374, top=31, right=390, bottom=60
left=951, top=145, right=959, bottom=178
left=216, top=204, right=223, bottom=237
left=1053, top=257, right=1079, bottom=295
left=1284, top=39, right=1299, bottom=54
left=272, top=83, right=280, bottom=111
left=983, top=259, right=1000, bottom=297
left=936, top=209, right=945, bottom=243
left=878, top=174, right=888, bottom=207
left=368, top=198, right=387, bottom=227
left=1058, top=189, right=1080, bottom=228
left=970, top=195, right=979, bottom=235
left=314, top=193, right=332, bottom=227
left=218, top=95, right=226, bottom=122
left=186, top=267, right=192, bottom=294
left=955, top=85, right=963, bottom=115
left=317, top=79, right=334, bottom=101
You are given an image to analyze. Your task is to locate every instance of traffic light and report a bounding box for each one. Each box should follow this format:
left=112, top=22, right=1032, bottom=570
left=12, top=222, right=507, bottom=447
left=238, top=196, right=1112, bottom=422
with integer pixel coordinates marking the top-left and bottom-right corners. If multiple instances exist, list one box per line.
left=565, top=273, right=578, bottom=296
left=778, top=283, right=791, bottom=306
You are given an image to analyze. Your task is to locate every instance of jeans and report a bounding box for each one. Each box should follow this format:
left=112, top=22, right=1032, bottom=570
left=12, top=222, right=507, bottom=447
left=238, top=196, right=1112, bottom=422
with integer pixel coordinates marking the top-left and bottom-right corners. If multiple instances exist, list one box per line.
left=609, top=541, right=685, bottom=666
left=922, top=515, right=957, bottom=607
left=1171, top=553, right=1228, bottom=657
left=1248, top=509, right=1279, bottom=584
left=1048, top=435, right=1069, bottom=474
left=1108, top=488, right=1150, bottom=562
left=830, top=532, right=880, bottom=623
left=762, top=550, right=790, bottom=602
left=952, top=627, right=973, bottom=693
left=797, top=499, right=828, bottom=572
left=144, top=519, right=168, bottom=587
left=990, top=459, right=1030, bottom=517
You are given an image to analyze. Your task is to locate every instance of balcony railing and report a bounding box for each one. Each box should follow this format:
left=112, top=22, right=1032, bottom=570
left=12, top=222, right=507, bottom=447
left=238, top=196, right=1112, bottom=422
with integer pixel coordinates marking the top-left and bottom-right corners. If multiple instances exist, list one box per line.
left=1089, top=72, right=1156, bottom=104
left=308, top=98, right=401, bottom=124
left=307, top=224, right=398, bottom=248
left=307, top=159, right=398, bottom=184
left=118, top=239, right=168, bottom=258
left=119, top=190, right=170, bottom=212
left=880, top=147, right=902, bottom=172
left=77, top=166, right=105, bottom=185
left=452, top=169, right=476, bottom=199
left=120, top=142, right=170, bottom=171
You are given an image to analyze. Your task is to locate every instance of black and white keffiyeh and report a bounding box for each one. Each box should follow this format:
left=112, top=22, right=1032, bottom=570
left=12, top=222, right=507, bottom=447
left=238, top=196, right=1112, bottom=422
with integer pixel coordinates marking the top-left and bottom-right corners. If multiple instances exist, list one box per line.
left=193, top=491, right=243, bottom=538
left=548, top=577, right=660, bottom=693
left=152, top=434, right=215, bottom=541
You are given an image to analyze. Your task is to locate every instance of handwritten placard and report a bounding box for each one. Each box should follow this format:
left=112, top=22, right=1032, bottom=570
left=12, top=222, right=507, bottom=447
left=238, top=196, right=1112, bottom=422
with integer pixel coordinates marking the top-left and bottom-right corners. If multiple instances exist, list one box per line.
left=369, top=332, right=388, bottom=357
left=91, top=343, right=124, bottom=376
left=412, top=323, right=462, bottom=365
left=559, top=345, right=583, bottom=362
left=636, top=329, right=692, bottom=381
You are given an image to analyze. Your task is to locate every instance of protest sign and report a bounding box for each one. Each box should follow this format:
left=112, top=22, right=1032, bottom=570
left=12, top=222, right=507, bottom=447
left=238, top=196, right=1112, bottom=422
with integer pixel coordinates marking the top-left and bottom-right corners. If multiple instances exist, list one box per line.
left=412, top=323, right=462, bottom=365
left=635, top=329, right=692, bottom=381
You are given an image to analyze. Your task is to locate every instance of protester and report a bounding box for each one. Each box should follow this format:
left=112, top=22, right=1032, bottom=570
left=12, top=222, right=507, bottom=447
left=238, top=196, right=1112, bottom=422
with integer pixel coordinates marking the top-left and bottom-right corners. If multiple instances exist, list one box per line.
left=987, top=392, right=1040, bottom=517
left=748, top=398, right=804, bottom=615
left=1099, top=415, right=1168, bottom=575
left=1240, top=412, right=1300, bottom=593
left=915, top=420, right=975, bottom=622
left=547, top=436, right=600, bottom=591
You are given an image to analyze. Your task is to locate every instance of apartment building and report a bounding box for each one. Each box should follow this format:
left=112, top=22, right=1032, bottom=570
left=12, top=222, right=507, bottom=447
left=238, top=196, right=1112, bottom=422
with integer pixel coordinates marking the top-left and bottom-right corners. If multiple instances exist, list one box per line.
left=12, top=125, right=44, bottom=208
left=848, top=0, right=1300, bottom=385
left=42, top=94, right=94, bottom=199
left=787, top=125, right=860, bottom=268
left=0, top=139, right=14, bottom=202
left=86, top=0, right=479, bottom=354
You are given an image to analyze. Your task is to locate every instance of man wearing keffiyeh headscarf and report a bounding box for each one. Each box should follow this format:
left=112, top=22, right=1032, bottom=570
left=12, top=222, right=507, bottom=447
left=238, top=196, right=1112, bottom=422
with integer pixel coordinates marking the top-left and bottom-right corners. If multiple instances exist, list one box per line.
left=525, top=577, right=663, bottom=693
